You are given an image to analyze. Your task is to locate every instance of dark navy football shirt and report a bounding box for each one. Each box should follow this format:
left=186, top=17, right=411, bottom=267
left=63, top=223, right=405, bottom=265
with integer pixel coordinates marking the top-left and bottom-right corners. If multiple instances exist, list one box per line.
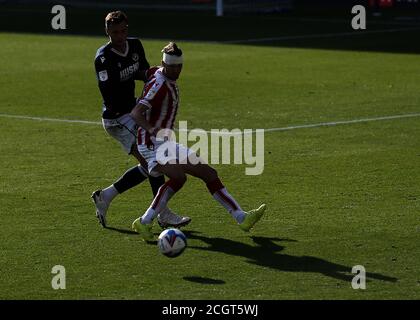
left=94, top=38, right=150, bottom=119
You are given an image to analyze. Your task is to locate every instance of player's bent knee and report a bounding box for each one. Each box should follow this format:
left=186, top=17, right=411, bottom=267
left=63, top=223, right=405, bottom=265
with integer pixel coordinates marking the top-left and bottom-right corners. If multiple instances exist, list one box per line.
left=168, top=174, right=187, bottom=192
left=175, top=174, right=187, bottom=186
left=162, top=166, right=187, bottom=186
left=205, top=166, right=218, bottom=182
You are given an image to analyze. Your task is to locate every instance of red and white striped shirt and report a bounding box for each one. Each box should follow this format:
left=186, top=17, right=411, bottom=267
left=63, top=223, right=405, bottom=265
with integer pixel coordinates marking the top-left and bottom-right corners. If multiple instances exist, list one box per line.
left=137, top=67, right=179, bottom=145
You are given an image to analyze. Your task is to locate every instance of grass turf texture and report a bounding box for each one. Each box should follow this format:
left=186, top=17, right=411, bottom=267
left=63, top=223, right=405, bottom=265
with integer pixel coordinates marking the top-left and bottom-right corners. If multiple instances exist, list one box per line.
left=0, top=30, right=419, bottom=299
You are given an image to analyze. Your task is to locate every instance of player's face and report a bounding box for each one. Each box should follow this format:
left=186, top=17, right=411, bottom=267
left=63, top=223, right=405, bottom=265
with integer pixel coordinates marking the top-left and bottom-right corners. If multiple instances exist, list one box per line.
left=106, top=22, right=128, bottom=47
left=163, top=62, right=183, bottom=81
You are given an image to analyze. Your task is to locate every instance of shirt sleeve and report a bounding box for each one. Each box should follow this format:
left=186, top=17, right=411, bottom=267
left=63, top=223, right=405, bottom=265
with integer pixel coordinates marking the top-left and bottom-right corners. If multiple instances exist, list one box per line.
left=138, top=80, right=167, bottom=110
left=134, top=39, right=150, bottom=81
left=94, top=54, right=118, bottom=110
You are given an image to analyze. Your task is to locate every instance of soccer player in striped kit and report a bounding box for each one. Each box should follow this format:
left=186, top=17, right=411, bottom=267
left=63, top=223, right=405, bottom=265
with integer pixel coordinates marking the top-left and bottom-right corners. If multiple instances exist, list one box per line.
left=130, top=42, right=266, bottom=241
left=92, top=11, right=191, bottom=229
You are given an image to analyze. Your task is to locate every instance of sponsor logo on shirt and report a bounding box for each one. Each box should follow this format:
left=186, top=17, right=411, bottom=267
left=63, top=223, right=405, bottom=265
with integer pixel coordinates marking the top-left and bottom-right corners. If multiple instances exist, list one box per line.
left=120, top=62, right=140, bottom=81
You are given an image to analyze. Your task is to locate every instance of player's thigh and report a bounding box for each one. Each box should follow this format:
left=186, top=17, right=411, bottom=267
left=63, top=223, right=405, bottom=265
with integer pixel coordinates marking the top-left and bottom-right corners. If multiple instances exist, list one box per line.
left=183, top=163, right=218, bottom=183
left=154, top=163, right=187, bottom=183
left=102, top=115, right=137, bottom=155
left=166, top=143, right=216, bottom=182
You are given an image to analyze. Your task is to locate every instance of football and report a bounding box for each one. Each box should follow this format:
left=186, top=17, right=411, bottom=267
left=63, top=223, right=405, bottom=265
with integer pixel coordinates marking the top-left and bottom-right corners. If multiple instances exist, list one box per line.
left=157, top=228, right=187, bottom=258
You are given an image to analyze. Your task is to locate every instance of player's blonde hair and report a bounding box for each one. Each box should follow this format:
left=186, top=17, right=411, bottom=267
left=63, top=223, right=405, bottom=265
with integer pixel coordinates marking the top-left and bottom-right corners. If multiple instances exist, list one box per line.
left=105, top=11, right=128, bottom=29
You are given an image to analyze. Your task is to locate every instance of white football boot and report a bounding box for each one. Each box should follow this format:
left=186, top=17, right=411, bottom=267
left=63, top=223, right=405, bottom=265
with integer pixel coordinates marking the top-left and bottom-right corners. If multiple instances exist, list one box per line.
left=91, top=190, right=109, bottom=228
left=157, top=208, right=191, bottom=229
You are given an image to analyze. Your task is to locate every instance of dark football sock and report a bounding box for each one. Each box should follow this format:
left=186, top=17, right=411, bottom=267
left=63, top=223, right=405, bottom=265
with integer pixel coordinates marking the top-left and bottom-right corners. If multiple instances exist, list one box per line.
left=113, top=165, right=148, bottom=194
left=148, top=174, right=166, bottom=197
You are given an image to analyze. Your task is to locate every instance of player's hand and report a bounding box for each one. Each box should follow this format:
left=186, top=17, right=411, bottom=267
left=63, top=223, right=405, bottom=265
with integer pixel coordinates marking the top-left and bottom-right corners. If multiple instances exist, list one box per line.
left=148, top=127, right=160, bottom=137
left=146, top=138, right=155, bottom=150
left=146, top=128, right=158, bottom=150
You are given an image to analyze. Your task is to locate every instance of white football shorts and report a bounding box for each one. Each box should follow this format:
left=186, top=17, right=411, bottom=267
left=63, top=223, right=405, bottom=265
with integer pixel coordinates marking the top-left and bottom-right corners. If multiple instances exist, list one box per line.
left=138, top=140, right=196, bottom=177
left=102, top=113, right=138, bottom=154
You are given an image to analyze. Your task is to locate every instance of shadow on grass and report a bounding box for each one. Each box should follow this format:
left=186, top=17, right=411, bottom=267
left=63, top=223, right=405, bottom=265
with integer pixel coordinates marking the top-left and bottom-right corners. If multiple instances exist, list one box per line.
left=104, top=226, right=138, bottom=235
left=183, top=276, right=226, bottom=285
left=184, top=231, right=398, bottom=284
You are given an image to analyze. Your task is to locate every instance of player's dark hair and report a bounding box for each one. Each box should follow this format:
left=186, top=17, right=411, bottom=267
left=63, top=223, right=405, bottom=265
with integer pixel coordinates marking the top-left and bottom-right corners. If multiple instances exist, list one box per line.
left=162, top=42, right=182, bottom=57
left=105, top=11, right=128, bottom=29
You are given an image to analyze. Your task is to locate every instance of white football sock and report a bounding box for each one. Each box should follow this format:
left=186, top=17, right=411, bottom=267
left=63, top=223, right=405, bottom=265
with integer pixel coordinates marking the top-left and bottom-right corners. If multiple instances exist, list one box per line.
left=212, top=188, right=245, bottom=223
left=141, top=208, right=156, bottom=225
left=141, top=183, right=176, bottom=224
left=232, top=210, right=246, bottom=224
left=102, top=185, right=119, bottom=203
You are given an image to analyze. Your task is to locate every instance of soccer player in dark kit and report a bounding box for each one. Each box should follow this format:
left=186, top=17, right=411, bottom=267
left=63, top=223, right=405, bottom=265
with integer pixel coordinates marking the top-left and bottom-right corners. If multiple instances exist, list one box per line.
left=92, top=11, right=191, bottom=229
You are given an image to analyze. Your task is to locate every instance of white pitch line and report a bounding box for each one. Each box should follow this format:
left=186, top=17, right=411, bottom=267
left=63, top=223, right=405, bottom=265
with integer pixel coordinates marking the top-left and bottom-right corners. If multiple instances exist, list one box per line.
left=0, top=112, right=419, bottom=135
left=222, top=27, right=420, bottom=44
left=263, top=113, right=420, bottom=133
left=0, top=113, right=101, bottom=125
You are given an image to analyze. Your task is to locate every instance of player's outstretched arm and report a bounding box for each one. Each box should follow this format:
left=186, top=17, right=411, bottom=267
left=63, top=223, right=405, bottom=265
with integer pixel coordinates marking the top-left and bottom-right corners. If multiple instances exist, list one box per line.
left=130, top=103, right=154, bottom=134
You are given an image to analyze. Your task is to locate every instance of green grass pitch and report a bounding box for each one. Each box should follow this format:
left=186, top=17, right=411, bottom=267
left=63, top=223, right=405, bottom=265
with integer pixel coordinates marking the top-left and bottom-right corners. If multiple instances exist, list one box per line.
left=0, top=29, right=419, bottom=299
